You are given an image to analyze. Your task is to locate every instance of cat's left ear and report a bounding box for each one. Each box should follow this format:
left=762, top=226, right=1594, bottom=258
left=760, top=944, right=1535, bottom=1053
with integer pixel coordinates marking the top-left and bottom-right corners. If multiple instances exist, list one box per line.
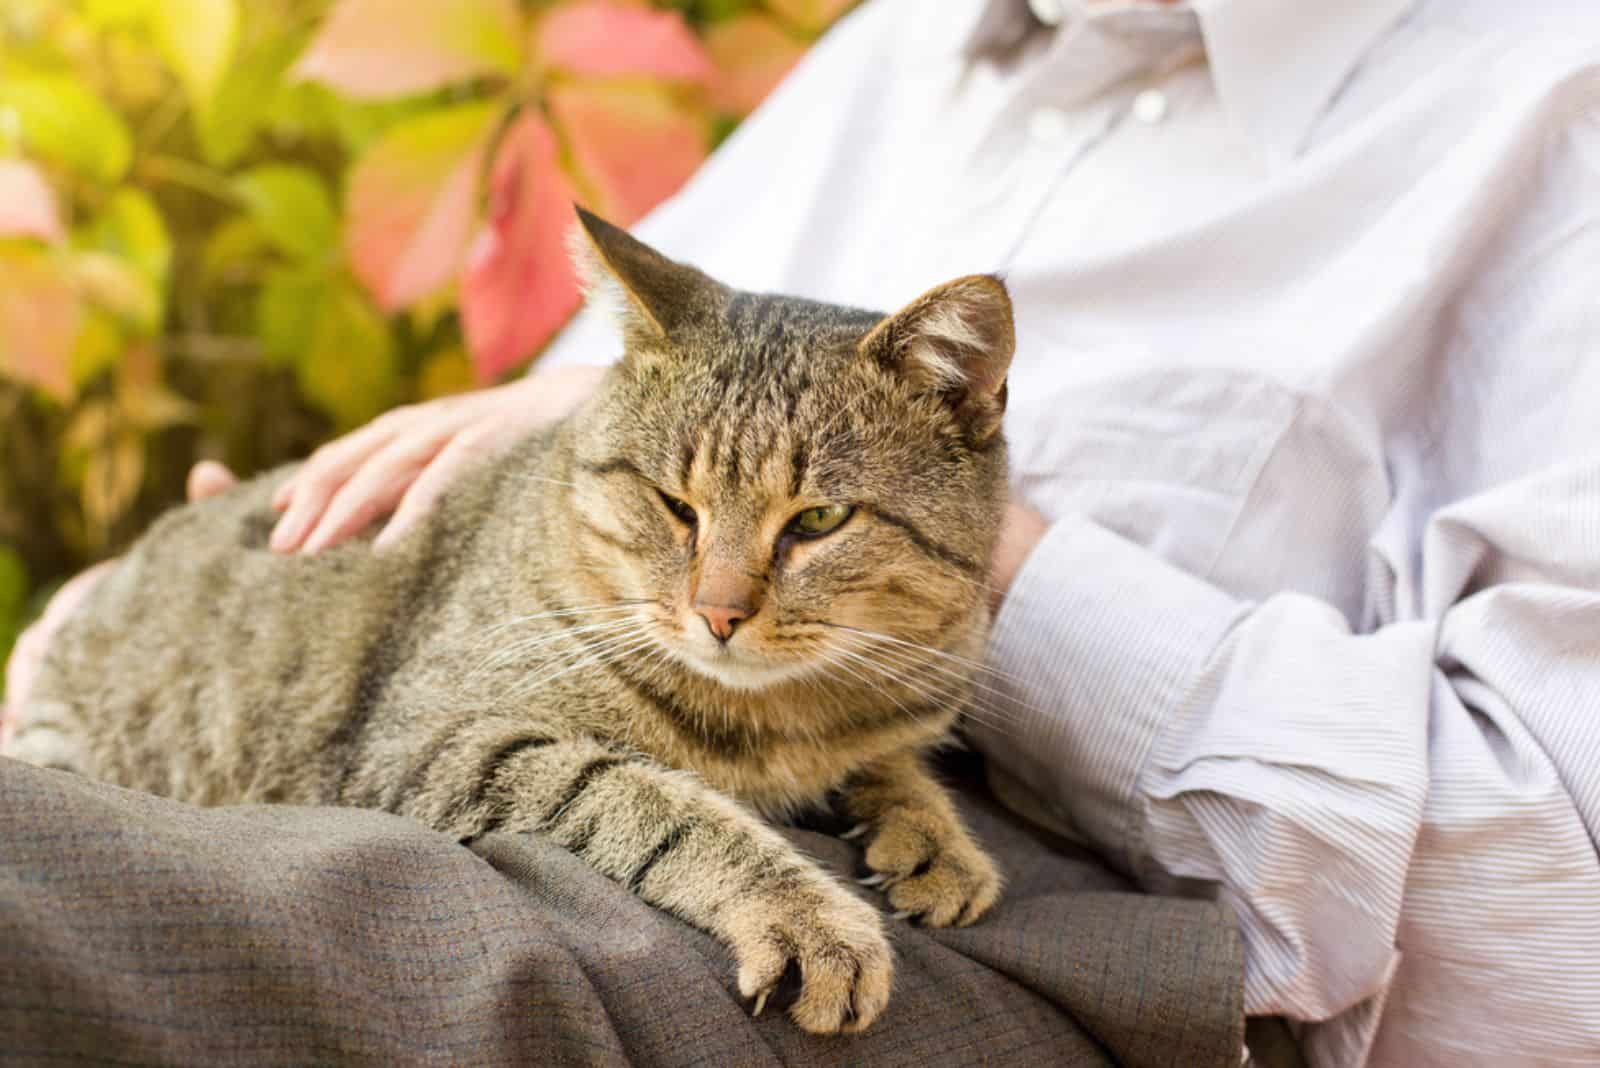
left=570, top=206, right=726, bottom=349
left=859, top=275, right=1015, bottom=445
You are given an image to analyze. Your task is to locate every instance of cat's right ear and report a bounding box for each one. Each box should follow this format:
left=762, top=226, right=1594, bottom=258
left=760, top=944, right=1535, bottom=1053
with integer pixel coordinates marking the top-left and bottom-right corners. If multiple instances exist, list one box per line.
left=570, top=206, right=725, bottom=348
left=859, top=275, right=1015, bottom=446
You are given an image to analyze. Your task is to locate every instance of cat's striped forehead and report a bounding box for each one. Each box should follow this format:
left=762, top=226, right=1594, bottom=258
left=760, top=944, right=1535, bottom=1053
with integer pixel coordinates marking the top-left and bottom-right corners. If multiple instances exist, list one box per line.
left=667, top=292, right=885, bottom=487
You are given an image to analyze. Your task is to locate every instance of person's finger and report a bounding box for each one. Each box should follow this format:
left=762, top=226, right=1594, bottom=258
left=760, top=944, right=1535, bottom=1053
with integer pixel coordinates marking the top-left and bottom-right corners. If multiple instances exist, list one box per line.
left=269, top=425, right=407, bottom=552
left=269, top=415, right=408, bottom=514
left=187, top=460, right=238, bottom=502
left=297, top=432, right=454, bottom=555
left=373, top=431, right=497, bottom=552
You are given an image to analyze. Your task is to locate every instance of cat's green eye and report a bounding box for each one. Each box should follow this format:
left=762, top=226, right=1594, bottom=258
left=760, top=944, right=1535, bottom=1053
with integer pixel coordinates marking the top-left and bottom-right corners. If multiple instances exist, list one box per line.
left=787, top=504, right=852, bottom=538
left=658, top=490, right=698, bottom=525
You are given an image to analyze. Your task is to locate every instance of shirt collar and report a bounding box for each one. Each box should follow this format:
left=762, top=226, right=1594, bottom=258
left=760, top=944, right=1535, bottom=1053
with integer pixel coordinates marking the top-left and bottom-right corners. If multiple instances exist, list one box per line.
left=964, top=0, right=1416, bottom=162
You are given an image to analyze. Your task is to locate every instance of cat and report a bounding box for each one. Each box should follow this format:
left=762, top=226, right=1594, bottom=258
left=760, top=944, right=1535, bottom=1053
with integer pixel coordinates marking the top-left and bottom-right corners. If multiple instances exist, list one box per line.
left=13, top=208, right=1014, bottom=1035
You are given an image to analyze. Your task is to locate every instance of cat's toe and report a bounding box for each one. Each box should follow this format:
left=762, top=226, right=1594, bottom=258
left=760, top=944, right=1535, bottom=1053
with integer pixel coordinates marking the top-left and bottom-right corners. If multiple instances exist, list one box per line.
left=732, top=889, right=894, bottom=1034
left=883, top=842, right=1001, bottom=928
left=856, top=808, right=1002, bottom=928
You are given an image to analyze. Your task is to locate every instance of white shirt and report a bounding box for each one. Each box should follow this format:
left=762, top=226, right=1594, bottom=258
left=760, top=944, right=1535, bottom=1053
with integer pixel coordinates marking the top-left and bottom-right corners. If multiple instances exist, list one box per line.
left=541, top=1, right=1600, bottom=1064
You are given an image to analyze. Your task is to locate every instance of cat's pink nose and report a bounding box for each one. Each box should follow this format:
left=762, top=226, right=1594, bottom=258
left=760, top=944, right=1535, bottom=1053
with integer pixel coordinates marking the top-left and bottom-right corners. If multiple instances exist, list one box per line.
left=695, top=603, right=748, bottom=643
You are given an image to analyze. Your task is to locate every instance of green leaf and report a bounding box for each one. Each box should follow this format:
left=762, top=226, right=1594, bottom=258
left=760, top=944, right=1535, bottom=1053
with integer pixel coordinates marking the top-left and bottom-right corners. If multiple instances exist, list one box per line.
left=297, top=281, right=397, bottom=430
left=200, top=216, right=268, bottom=281
left=83, top=189, right=173, bottom=288
left=0, top=544, right=29, bottom=690
left=70, top=308, right=125, bottom=387
left=232, top=165, right=337, bottom=264
left=150, top=0, right=240, bottom=119
left=257, top=265, right=326, bottom=367
left=265, top=82, right=437, bottom=156
left=198, top=27, right=308, bottom=167
left=0, top=76, right=133, bottom=183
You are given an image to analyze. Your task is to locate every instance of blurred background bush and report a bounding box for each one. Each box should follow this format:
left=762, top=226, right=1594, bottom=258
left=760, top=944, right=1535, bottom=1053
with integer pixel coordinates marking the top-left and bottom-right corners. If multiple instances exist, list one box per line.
left=0, top=0, right=854, bottom=672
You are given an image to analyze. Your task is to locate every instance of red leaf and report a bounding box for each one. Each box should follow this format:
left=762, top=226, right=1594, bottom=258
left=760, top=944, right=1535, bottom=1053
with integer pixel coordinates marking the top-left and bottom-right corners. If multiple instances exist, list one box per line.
left=293, top=0, right=523, bottom=99
left=344, top=102, right=500, bottom=311
left=704, top=14, right=806, bottom=116
left=0, top=161, right=64, bottom=243
left=460, top=112, right=583, bottom=382
left=0, top=249, right=81, bottom=402
left=549, top=83, right=707, bottom=226
left=534, top=0, right=712, bottom=84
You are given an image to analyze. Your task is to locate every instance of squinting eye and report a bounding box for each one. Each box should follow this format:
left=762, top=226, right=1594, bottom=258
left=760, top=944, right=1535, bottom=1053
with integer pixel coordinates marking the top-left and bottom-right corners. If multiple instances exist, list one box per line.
left=657, top=490, right=698, bottom=525
left=787, top=504, right=852, bottom=538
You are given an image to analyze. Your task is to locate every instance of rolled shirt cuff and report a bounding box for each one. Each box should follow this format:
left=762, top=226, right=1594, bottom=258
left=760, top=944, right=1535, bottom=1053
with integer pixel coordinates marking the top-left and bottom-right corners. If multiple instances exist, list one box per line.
left=970, top=513, right=1247, bottom=875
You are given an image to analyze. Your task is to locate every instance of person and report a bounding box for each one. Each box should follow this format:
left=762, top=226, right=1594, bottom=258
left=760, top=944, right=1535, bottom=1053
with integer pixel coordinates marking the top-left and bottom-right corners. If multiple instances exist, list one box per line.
left=8, top=1, right=1600, bottom=1064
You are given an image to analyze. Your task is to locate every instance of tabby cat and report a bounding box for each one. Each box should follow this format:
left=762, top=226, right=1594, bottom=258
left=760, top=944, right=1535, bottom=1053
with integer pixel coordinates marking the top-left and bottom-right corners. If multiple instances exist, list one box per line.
left=14, top=209, right=1014, bottom=1034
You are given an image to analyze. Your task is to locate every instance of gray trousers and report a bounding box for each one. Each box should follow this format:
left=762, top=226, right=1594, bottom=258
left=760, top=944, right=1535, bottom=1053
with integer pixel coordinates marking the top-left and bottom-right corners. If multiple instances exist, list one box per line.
left=0, top=756, right=1245, bottom=1067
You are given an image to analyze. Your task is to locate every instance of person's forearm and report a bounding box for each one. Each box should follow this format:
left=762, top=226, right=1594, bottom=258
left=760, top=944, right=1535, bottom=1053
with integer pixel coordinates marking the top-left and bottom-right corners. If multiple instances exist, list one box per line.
left=970, top=513, right=1432, bottom=1022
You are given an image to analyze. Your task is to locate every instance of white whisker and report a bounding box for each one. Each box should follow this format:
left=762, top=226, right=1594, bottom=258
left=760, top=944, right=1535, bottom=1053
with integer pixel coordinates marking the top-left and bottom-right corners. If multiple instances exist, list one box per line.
left=829, top=631, right=1024, bottom=717
left=502, top=628, right=660, bottom=702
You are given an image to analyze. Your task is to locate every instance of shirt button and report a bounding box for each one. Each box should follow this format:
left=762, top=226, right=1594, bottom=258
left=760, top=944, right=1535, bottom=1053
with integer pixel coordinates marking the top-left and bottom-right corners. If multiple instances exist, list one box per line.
left=1133, top=88, right=1169, bottom=124
left=1028, top=106, right=1070, bottom=144
left=1028, top=0, right=1067, bottom=27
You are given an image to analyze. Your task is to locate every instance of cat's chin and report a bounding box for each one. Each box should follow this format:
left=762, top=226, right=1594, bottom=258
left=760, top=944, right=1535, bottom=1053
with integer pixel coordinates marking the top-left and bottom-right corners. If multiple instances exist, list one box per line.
left=676, top=647, right=813, bottom=692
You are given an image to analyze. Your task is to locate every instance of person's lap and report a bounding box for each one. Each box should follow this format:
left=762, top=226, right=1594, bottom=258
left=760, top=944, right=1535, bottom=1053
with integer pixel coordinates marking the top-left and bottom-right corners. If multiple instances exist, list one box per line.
left=0, top=750, right=1244, bottom=1067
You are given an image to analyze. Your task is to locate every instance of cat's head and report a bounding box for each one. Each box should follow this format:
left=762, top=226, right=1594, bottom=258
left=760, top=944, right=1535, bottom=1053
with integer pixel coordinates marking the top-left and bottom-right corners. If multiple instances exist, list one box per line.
left=561, top=209, right=1012, bottom=693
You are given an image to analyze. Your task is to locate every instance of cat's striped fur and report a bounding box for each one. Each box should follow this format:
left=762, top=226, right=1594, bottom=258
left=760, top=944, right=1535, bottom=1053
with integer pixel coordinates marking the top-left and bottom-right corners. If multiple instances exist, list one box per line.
left=15, top=210, right=1014, bottom=1034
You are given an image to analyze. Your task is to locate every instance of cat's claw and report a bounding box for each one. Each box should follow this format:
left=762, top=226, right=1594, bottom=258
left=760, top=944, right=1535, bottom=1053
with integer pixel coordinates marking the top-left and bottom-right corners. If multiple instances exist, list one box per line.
left=732, top=887, right=894, bottom=1034
left=841, top=822, right=872, bottom=840
left=855, top=812, right=1003, bottom=929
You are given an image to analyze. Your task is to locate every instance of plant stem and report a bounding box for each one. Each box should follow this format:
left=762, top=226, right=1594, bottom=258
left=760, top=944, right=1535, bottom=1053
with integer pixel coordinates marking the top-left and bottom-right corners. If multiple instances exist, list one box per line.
left=138, top=157, right=239, bottom=205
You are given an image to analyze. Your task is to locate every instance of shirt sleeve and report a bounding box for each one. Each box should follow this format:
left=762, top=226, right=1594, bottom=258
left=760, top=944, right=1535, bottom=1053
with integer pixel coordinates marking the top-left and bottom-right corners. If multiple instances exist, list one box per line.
left=974, top=497, right=1600, bottom=1039
left=974, top=513, right=1429, bottom=1022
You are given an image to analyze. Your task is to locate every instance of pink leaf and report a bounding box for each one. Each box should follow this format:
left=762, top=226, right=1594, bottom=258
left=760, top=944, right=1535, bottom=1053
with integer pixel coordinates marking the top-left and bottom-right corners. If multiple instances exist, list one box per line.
left=0, top=161, right=64, bottom=243
left=704, top=14, right=807, bottom=116
left=534, top=0, right=712, bottom=84
left=293, top=0, right=523, bottom=99
left=344, top=102, right=500, bottom=311
left=460, top=112, right=584, bottom=382
left=549, top=83, right=707, bottom=227
left=0, top=249, right=82, bottom=402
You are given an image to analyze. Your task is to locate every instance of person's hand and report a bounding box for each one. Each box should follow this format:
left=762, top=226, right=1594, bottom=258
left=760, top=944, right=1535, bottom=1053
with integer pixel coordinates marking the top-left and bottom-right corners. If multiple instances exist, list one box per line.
left=1, top=460, right=238, bottom=750
left=990, top=499, right=1048, bottom=614
left=269, top=365, right=609, bottom=555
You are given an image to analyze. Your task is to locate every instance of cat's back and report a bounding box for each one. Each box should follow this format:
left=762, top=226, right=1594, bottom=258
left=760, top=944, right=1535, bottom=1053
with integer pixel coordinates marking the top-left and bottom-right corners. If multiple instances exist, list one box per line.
left=29, top=468, right=407, bottom=804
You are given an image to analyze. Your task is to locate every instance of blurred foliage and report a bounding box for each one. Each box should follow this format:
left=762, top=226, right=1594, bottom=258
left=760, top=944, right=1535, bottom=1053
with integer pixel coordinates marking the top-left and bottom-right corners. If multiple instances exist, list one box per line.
left=0, top=0, right=856, bottom=686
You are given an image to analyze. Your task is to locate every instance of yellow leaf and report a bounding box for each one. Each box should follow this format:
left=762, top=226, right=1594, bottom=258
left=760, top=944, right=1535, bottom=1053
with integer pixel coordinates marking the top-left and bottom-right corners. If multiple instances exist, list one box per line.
left=122, top=381, right=198, bottom=432
left=81, top=430, right=145, bottom=535
left=417, top=346, right=475, bottom=400
left=151, top=0, right=239, bottom=119
left=70, top=308, right=123, bottom=388
left=62, top=398, right=115, bottom=462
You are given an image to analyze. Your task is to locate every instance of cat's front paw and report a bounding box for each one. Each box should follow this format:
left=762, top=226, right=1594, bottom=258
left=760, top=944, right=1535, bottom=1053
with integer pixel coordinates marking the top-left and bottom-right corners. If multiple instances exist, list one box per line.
left=849, top=807, right=1001, bottom=928
left=728, top=882, right=893, bottom=1034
